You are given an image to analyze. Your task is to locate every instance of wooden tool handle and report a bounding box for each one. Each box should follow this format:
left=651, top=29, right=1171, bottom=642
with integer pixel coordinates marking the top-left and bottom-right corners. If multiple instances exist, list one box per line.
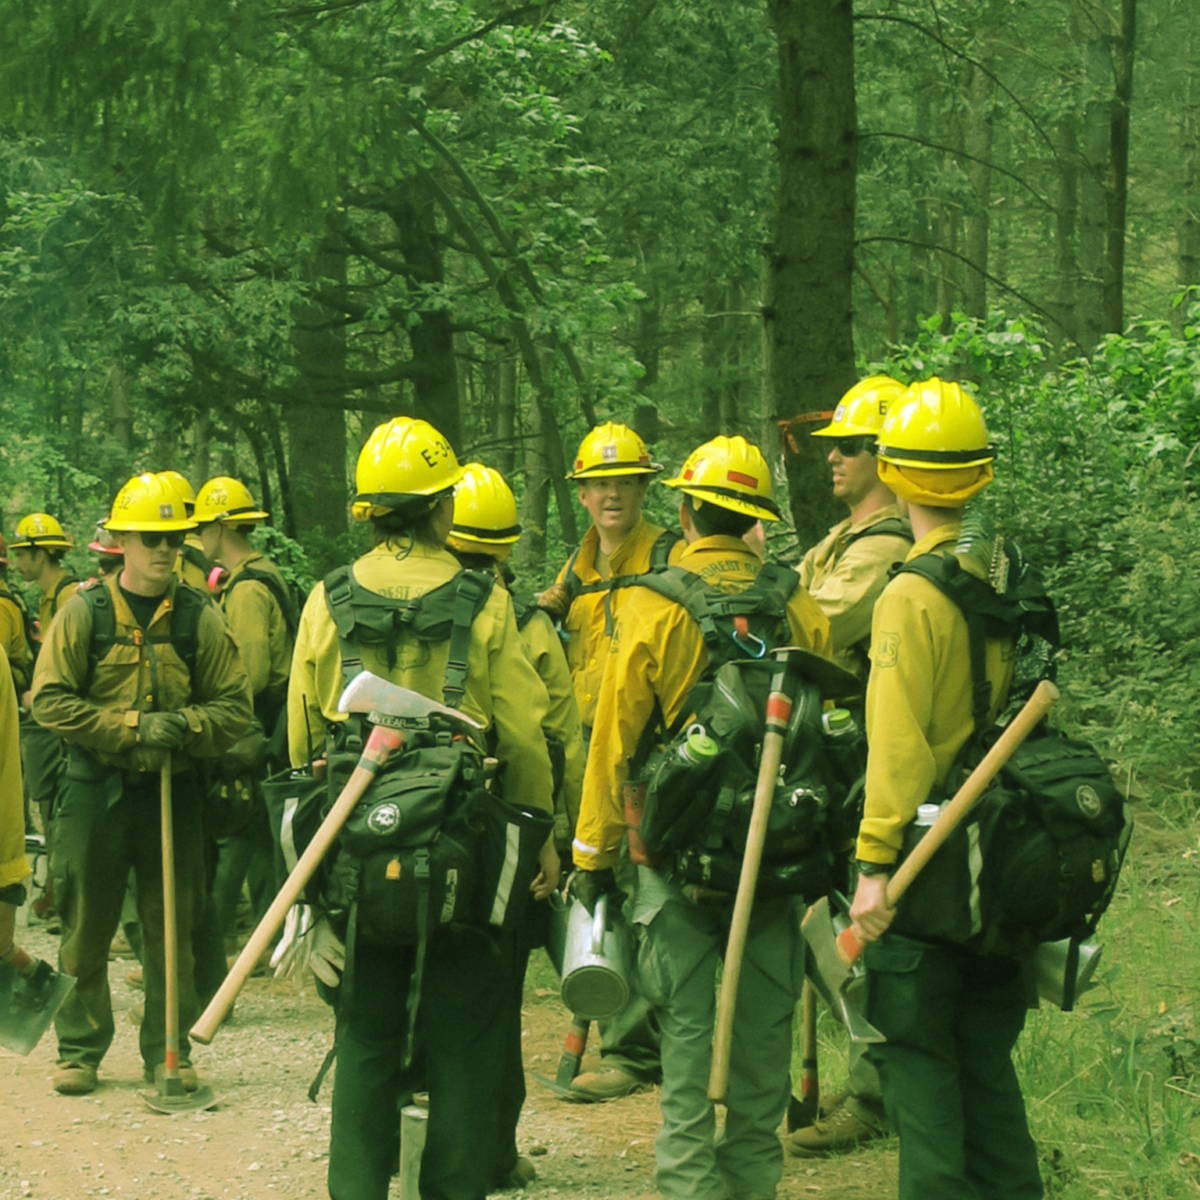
left=708, top=719, right=788, bottom=1101
left=190, top=725, right=404, bottom=1044
left=835, top=679, right=1060, bottom=967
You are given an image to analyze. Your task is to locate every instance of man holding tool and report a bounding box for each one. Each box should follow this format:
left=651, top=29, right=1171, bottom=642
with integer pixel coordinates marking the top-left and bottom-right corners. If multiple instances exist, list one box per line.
left=573, top=435, right=832, bottom=1200
left=848, top=378, right=1044, bottom=1199
left=31, top=472, right=251, bottom=1096
left=788, top=374, right=911, bottom=1155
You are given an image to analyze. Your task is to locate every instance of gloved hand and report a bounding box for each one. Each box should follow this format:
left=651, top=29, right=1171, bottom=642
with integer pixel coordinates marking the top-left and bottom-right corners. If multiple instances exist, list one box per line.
left=131, top=746, right=169, bottom=774
left=271, top=905, right=346, bottom=988
left=221, top=727, right=270, bottom=778
left=139, top=712, right=189, bottom=750
left=569, top=867, right=616, bottom=915
left=536, top=582, right=570, bottom=621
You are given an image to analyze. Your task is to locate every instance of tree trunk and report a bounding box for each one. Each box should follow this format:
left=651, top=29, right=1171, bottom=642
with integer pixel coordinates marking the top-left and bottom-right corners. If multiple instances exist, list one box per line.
left=962, top=63, right=994, bottom=319
left=290, top=241, right=349, bottom=570
left=765, top=0, right=854, bottom=548
left=904, top=85, right=935, bottom=338
left=1054, top=112, right=1082, bottom=347
left=1103, top=0, right=1137, bottom=334
left=1078, top=3, right=1110, bottom=351
left=392, top=191, right=461, bottom=447
left=1178, top=40, right=1200, bottom=300
left=494, top=333, right=518, bottom=480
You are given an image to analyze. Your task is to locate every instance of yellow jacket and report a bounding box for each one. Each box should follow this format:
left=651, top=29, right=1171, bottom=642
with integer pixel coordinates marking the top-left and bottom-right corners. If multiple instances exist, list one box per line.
left=36, top=564, right=76, bottom=639
left=574, top=536, right=833, bottom=870
left=0, top=582, right=33, bottom=695
left=519, top=607, right=585, bottom=847
left=30, top=574, right=253, bottom=773
left=0, top=647, right=30, bottom=891
left=797, top=503, right=912, bottom=678
left=220, top=553, right=292, bottom=701
left=554, top=518, right=684, bottom=727
left=856, top=523, right=1014, bottom=864
left=288, top=542, right=554, bottom=811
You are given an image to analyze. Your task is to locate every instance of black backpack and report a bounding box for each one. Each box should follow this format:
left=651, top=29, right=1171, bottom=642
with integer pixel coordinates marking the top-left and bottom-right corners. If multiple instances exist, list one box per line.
left=890, top=527, right=1131, bottom=989
left=0, top=579, right=38, bottom=680
left=78, top=579, right=206, bottom=693
left=625, top=564, right=863, bottom=901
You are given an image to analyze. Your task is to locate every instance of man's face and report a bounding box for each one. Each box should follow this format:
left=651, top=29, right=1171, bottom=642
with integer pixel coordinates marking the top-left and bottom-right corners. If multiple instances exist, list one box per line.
left=117, top=530, right=181, bottom=594
left=827, top=438, right=880, bottom=509
left=577, top=476, right=648, bottom=539
left=12, top=547, right=41, bottom=582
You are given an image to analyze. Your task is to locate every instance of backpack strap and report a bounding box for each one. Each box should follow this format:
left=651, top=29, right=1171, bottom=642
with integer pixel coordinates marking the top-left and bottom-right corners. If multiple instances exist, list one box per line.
left=843, top=515, right=914, bottom=548
left=181, top=542, right=214, bottom=577
left=80, top=581, right=204, bottom=696
left=223, top=563, right=300, bottom=637
left=560, top=527, right=683, bottom=614
left=323, top=565, right=495, bottom=711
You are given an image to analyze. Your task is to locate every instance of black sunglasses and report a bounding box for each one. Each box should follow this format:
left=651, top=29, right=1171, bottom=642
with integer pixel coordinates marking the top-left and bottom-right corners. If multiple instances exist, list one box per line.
left=139, top=531, right=186, bottom=550
left=832, top=437, right=876, bottom=457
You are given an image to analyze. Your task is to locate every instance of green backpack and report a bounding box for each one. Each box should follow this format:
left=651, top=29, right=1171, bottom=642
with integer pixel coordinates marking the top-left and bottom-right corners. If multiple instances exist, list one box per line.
left=625, top=564, right=863, bottom=901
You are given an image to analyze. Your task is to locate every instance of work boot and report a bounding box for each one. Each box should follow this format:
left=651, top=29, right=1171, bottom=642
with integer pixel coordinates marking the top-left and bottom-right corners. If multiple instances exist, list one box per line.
left=493, top=1156, right=538, bottom=1190
left=53, top=1062, right=98, bottom=1095
left=567, top=1066, right=647, bottom=1102
left=143, top=1062, right=200, bottom=1093
left=785, top=1098, right=886, bottom=1156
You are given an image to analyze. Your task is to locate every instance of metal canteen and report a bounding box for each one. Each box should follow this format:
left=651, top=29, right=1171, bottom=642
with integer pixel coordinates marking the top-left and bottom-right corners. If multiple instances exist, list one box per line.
left=559, top=893, right=632, bottom=1021
left=1034, top=937, right=1104, bottom=1010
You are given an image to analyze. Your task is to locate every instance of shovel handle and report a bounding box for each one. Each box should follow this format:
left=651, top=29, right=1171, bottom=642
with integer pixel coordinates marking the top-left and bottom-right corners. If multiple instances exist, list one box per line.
left=836, top=678, right=1060, bottom=967
left=190, top=723, right=405, bottom=1044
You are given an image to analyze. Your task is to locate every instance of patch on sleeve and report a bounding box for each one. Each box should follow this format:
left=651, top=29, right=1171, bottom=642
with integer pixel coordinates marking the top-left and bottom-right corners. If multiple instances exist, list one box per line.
left=873, top=632, right=900, bottom=668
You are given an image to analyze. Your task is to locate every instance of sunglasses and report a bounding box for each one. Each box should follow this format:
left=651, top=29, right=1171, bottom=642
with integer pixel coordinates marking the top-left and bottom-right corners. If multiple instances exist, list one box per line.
left=832, top=437, right=876, bottom=457
left=139, top=531, right=186, bottom=550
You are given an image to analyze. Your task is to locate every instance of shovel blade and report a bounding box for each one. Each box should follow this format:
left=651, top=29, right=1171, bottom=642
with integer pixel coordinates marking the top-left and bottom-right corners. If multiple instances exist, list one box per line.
left=0, top=957, right=74, bottom=1056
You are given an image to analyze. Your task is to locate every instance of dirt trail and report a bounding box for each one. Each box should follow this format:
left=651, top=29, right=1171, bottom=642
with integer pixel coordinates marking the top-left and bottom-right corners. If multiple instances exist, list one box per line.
left=2, top=922, right=895, bottom=1200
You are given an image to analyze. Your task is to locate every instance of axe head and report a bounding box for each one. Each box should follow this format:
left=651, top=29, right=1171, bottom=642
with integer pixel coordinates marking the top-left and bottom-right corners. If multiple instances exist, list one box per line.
left=337, top=671, right=483, bottom=731
left=801, top=896, right=884, bottom=1045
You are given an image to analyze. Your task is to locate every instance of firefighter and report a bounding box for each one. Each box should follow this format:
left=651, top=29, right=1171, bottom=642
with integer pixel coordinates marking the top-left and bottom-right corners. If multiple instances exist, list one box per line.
left=31, top=472, right=252, bottom=1096
left=0, top=645, right=32, bottom=967
left=848, top=378, right=1042, bottom=1199
left=159, top=470, right=215, bottom=591
left=447, top=461, right=585, bottom=1190
left=11, top=512, right=76, bottom=918
left=787, top=375, right=912, bottom=1157
left=573, top=435, right=832, bottom=1200
left=541, top=421, right=683, bottom=1102
left=287, top=417, right=556, bottom=1200
left=0, top=535, right=34, bottom=699
left=193, top=475, right=294, bottom=948
left=86, top=525, right=125, bottom=581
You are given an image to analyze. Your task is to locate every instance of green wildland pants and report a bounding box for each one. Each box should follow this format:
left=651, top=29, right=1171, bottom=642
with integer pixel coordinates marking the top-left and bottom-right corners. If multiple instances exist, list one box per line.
left=52, top=758, right=205, bottom=1074
left=864, top=933, right=1043, bottom=1200
left=638, top=890, right=805, bottom=1200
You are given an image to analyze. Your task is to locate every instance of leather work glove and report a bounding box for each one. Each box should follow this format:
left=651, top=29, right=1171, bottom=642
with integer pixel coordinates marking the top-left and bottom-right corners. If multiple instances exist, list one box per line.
left=130, top=746, right=170, bottom=774
left=570, top=867, right=616, bottom=916
left=221, top=727, right=270, bottom=778
left=139, top=711, right=189, bottom=750
left=271, top=905, right=346, bottom=989
left=536, top=582, right=570, bottom=621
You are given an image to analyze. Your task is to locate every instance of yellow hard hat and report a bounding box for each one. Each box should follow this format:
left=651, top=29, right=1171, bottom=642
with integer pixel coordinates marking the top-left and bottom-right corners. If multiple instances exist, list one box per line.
left=567, top=422, right=661, bottom=480
left=352, top=417, right=465, bottom=521
left=812, top=375, right=907, bottom=439
left=193, top=476, right=270, bottom=525
left=663, top=436, right=781, bottom=522
left=158, top=470, right=197, bottom=514
left=11, top=512, right=73, bottom=551
left=876, top=377, right=993, bottom=469
left=105, top=474, right=197, bottom=532
left=447, top=463, right=521, bottom=556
